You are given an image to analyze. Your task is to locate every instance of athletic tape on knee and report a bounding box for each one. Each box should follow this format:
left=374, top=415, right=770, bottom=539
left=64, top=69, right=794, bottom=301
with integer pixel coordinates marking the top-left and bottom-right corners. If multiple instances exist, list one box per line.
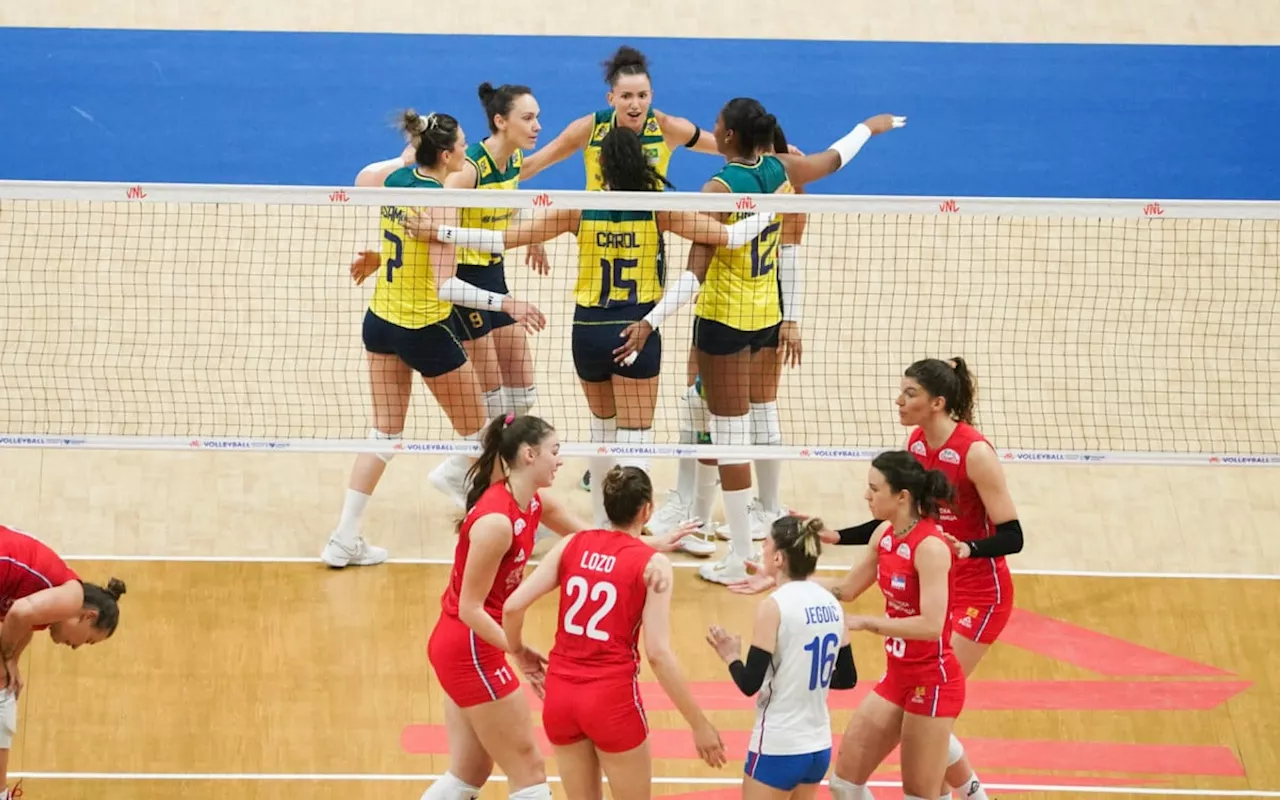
left=709, top=413, right=751, bottom=466
left=948, top=733, right=965, bottom=766
left=749, top=401, right=783, bottom=446
left=420, top=771, right=481, bottom=800
left=369, top=428, right=403, bottom=464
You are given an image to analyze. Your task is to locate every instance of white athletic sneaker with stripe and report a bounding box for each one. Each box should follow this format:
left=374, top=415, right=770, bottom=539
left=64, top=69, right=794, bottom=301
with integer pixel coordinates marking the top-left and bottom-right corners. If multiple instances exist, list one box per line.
left=716, top=498, right=788, bottom=542
left=648, top=489, right=717, bottom=557
left=321, top=535, right=389, bottom=568
left=698, top=552, right=750, bottom=585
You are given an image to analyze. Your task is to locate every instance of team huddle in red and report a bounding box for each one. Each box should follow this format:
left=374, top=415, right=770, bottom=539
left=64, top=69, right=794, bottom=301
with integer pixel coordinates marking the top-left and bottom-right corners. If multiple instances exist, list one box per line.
left=418, top=356, right=1025, bottom=800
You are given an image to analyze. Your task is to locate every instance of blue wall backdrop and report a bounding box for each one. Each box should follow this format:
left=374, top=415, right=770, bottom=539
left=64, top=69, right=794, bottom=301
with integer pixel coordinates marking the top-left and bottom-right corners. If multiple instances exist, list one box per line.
left=0, top=27, right=1276, bottom=199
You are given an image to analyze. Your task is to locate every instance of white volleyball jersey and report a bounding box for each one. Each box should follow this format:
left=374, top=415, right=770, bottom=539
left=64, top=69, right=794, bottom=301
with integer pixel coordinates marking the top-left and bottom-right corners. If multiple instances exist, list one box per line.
left=748, top=579, right=845, bottom=755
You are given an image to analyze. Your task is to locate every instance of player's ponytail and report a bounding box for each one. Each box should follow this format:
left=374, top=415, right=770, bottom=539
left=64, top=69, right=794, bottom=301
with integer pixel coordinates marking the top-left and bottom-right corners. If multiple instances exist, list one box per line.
left=871, top=450, right=956, bottom=521
left=769, top=515, right=823, bottom=580
left=601, top=465, right=653, bottom=527
left=397, top=109, right=460, bottom=168
left=720, top=97, right=778, bottom=158
left=599, top=126, right=673, bottom=192
left=771, top=125, right=790, bottom=156
left=603, top=45, right=650, bottom=86
left=904, top=357, right=978, bottom=425
left=463, top=414, right=557, bottom=512
left=478, top=81, right=534, bottom=134
left=81, top=577, right=127, bottom=635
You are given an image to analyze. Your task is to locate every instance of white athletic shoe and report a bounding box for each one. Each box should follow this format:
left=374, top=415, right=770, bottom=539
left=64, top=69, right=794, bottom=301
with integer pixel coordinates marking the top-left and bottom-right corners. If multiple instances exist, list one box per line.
left=677, top=524, right=719, bottom=558
left=698, top=552, right=749, bottom=585
left=321, top=535, right=389, bottom=568
left=649, top=490, right=692, bottom=536
left=428, top=458, right=469, bottom=508
left=716, top=498, right=788, bottom=542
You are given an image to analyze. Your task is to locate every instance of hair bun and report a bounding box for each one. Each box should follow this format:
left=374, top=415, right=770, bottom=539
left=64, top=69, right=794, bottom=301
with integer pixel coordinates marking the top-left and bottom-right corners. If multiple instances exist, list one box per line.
left=613, top=45, right=647, bottom=69
left=105, top=577, right=127, bottom=600
left=477, top=81, right=496, bottom=102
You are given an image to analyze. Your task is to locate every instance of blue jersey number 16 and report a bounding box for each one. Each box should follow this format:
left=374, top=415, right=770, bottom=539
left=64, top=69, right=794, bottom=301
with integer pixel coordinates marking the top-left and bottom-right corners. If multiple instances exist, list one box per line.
left=802, top=632, right=840, bottom=690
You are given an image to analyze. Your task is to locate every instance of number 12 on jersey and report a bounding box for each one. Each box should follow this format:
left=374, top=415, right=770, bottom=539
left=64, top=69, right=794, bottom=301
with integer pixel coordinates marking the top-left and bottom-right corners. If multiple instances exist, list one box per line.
left=803, top=633, right=840, bottom=690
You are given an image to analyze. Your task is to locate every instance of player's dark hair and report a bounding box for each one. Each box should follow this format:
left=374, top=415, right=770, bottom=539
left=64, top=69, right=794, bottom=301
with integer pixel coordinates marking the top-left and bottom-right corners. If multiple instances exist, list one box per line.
left=464, top=414, right=556, bottom=512
left=720, top=97, right=778, bottom=158
left=771, top=124, right=789, bottom=155
left=770, top=516, right=823, bottom=580
left=599, top=127, right=673, bottom=192
left=82, top=577, right=126, bottom=635
left=477, top=82, right=534, bottom=134
left=397, top=109, right=460, bottom=168
left=602, top=465, right=653, bottom=527
left=904, top=357, right=977, bottom=425
left=871, top=450, right=955, bottom=520
left=603, top=45, right=650, bottom=86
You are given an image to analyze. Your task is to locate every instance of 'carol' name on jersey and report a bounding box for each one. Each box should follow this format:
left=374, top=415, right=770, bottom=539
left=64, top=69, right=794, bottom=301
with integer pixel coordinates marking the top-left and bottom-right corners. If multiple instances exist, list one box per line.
left=596, top=231, right=641, bottom=249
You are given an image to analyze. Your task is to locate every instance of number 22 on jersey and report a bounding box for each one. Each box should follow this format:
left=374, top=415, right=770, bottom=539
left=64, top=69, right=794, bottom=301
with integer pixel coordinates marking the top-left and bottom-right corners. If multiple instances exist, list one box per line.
left=563, top=575, right=617, bottom=641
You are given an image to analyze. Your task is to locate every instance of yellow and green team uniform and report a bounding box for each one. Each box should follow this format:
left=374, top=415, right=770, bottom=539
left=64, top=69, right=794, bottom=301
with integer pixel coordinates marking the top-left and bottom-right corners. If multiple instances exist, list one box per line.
left=571, top=209, right=666, bottom=381
left=694, top=155, right=789, bottom=355
left=455, top=140, right=522, bottom=338
left=364, top=167, right=466, bottom=378
left=583, top=109, right=673, bottom=191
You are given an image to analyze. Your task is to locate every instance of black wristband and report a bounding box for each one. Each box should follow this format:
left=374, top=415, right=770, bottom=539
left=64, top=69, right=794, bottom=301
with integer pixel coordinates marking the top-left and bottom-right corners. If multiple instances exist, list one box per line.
left=837, top=520, right=880, bottom=546
left=967, top=519, right=1024, bottom=559
left=684, top=126, right=702, bottom=148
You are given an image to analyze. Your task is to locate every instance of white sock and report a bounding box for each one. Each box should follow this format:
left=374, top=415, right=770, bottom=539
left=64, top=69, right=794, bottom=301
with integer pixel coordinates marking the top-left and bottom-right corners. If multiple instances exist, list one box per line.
left=420, top=771, right=481, bottom=800
left=334, top=488, right=371, bottom=545
left=722, top=487, right=753, bottom=560
left=508, top=784, right=552, bottom=800
left=483, top=387, right=505, bottom=420
left=504, top=385, right=537, bottom=417
left=750, top=401, right=783, bottom=513
left=905, top=795, right=932, bottom=800
left=959, top=775, right=988, bottom=800
left=588, top=415, right=617, bottom=528
left=615, top=427, right=654, bottom=473
left=692, top=462, right=719, bottom=527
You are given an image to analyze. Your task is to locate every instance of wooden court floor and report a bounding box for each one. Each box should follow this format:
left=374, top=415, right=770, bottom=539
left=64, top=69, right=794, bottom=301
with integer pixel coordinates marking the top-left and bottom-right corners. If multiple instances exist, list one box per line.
left=7, top=558, right=1278, bottom=800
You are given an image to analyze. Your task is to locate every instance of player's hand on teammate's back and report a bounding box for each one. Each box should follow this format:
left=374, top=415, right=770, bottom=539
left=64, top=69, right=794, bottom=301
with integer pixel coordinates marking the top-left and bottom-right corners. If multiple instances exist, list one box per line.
left=403, top=208, right=440, bottom=241
left=693, top=719, right=727, bottom=768
left=515, top=645, right=548, bottom=699
left=939, top=531, right=972, bottom=560
left=613, top=320, right=654, bottom=365
left=705, top=625, right=742, bottom=664
left=862, top=114, right=908, bottom=135
left=778, top=321, right=803, bottom=368
left=503, top=299, right=547, bottom=335
left=525, top=242, right=550, bottom=275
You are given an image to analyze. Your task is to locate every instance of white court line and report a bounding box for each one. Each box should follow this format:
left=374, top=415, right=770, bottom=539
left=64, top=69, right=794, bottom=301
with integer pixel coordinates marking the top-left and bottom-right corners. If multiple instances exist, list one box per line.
left=57, top=553, right=1280, bottom=581
left=10, top=772, right=1280, bottom=796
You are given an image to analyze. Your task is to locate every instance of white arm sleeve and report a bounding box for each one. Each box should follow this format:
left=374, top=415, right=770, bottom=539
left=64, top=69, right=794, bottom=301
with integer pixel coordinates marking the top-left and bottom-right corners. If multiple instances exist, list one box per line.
left=437, top=225, right=507, bottom=253
left=642, top=271, right=701, bottom=331
left=779, top=244, right=804, bottom=323
left=723, top=213, right=777, bottom=249
left=829, top=123, right=872, bottom=169
left=437, top=276, right=508, bottom=311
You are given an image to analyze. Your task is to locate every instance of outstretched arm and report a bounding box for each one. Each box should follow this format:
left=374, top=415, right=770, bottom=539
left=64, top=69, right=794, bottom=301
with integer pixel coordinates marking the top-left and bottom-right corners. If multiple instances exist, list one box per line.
left=521, top=114, right=595, bottom=181
left=503, top=534, right=574, bottom=654
left=774, top=113, right=906, bottom=189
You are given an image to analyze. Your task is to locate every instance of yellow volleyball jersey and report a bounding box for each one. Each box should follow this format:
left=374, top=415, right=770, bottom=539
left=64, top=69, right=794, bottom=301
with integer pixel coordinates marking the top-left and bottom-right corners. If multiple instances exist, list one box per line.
left=574, top=210, right=664, bottom=311
left=584, top=109, right=673, bottom=191
left=369, top=167, right=452, bottom=329
left=696, top=155, right=789, bottom=331
left=458, top=140, right=522, bottom=267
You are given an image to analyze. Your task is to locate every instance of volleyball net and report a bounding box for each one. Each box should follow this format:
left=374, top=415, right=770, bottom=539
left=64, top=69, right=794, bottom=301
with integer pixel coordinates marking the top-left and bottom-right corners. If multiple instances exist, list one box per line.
left=1, top=180, right=1278, bottom=465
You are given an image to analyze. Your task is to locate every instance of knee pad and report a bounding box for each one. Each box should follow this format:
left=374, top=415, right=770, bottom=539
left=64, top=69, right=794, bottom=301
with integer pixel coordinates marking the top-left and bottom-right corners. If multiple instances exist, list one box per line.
left=482, top=387, right=505, bottom=419
left=588, top=415, right=617, bottom=444
left=678, top=383, right=709, bottom=435
left=506, top=385, right=537, bottom=417
left=709, top=413, right=751, bottom=466
left=369, top=428, right=403, bottom=464
left=508, top=784, right=551, bottom=800
left=616, top=427, right=654, bottom=472
left=948, top=732, right=965, bottom=766
left=828, top=776, right=872, bottom=800
left=749, top=401, right=782, bottom=446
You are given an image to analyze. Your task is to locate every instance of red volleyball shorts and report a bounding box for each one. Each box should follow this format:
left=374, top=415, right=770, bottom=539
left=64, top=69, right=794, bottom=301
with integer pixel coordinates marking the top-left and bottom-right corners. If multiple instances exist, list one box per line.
left=541, top=672, right=649, bottom=753
left=427, top=613, right=521, bottom=708
left=874, top=670, right=966, bottom=719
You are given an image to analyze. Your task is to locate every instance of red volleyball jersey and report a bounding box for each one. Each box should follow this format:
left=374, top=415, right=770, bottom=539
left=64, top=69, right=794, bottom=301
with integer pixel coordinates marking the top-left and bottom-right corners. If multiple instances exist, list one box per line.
left=548, top=530, right=656, bottom=684
left=874, top=518, right=961, bottom=685
left=907, top=422, right=1014, bottom=607
left=440, top=482, right=542, bottom=622
left=0, top=525, right=80, bottom=626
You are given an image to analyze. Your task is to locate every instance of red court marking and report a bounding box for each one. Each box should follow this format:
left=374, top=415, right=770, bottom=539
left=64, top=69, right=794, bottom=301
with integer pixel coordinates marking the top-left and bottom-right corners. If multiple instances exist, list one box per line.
left=612, top=678, right=1250, bottom=712
left=400, top=726, right=1243, bottom=777
left=659, top=774, right=1164, bottom=800
left=999, top=609, right=1230, bottom=677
